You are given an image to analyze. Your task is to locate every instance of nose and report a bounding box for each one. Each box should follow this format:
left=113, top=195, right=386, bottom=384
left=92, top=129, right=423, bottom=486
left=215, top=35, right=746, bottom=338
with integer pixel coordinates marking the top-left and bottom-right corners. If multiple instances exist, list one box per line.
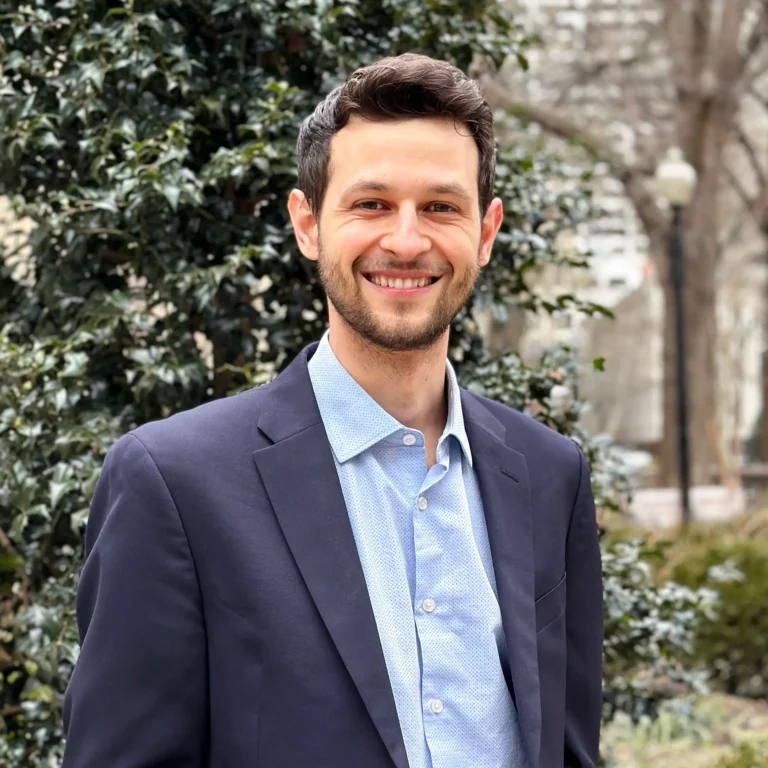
left=378, top=206, right=431, bottom=260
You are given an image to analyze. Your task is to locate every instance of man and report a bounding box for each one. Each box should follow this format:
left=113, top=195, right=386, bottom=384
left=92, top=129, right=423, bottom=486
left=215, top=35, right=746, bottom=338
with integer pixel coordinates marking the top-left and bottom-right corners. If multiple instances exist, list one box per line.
left=63, top=54, right=603, bottom=768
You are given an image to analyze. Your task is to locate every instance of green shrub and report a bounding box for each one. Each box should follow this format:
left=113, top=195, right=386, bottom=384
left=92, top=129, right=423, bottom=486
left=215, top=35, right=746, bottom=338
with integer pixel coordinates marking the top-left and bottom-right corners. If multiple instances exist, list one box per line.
left=600, top=539, right=715, bottom=724
left=672, top=538, right=768, bottom=698
left=714, top=741, right=768, bottom=768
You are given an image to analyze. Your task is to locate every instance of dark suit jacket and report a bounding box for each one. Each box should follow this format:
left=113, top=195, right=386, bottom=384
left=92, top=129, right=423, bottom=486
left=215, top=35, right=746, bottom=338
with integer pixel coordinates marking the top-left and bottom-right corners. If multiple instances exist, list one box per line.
left=62, top=342, right=603, bottom=768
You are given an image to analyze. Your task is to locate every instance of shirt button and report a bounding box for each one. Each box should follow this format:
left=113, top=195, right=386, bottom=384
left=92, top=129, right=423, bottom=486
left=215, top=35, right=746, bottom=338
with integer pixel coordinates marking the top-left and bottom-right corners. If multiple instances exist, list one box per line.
left=422, top=598, right=435, bottom=613
left=430, top=699, right=444, bottom=714
left=417, top=496, right=428, bottom=511
left=403, top=433, right=416, bottom=446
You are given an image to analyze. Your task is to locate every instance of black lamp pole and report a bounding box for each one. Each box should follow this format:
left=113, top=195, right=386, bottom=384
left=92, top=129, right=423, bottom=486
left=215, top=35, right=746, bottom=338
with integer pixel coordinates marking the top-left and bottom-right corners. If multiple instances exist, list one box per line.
left=669, top=204, right=692, bottom=526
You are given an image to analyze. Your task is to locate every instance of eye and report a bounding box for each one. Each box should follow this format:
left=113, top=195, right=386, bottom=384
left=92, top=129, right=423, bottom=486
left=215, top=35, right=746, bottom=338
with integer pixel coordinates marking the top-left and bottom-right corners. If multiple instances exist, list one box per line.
left=426, top=202, right=456, bottom=213
left=355, top=200, right=386, bottom=211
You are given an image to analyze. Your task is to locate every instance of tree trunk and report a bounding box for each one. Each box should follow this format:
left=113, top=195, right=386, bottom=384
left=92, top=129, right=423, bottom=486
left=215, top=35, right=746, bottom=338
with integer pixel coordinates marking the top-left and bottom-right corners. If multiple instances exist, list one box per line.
left=657, top=41, right=738, bottom=487
left=760, top=261, right=768, bottom=462
left=758, top=203, right=768, bottom=461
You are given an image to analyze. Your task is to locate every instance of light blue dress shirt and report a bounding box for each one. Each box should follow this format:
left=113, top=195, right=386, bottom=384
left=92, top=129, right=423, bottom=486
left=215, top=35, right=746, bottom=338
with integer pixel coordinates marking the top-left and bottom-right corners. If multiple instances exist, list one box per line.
left=308, top=332, right=527, bottom=768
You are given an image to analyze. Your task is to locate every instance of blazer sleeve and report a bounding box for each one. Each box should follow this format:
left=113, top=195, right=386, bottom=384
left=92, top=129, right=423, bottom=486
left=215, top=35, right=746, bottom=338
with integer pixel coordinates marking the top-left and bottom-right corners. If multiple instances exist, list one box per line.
left=62, top=432, right=208, bottom=768
left=564, top=449, right=604, bottom=768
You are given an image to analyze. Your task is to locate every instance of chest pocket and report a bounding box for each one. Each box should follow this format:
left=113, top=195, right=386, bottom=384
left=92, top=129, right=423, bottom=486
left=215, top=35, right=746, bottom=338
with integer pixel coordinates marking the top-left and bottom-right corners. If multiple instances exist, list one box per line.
left=535, top=572, right=566, bottom=633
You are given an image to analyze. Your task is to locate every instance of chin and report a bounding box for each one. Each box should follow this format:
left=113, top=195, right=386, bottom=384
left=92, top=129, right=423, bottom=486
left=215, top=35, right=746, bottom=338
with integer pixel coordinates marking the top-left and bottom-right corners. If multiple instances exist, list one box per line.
left=361, top=323, right=448, bottom=352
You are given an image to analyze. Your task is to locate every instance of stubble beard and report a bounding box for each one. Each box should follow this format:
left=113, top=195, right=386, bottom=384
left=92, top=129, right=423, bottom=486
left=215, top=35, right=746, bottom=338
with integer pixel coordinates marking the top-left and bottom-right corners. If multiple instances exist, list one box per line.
left=316, top=244, right=479, bottom=353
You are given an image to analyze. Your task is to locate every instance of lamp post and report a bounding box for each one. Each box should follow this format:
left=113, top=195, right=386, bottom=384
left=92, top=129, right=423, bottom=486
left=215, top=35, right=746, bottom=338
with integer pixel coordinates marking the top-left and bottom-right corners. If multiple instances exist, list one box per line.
left=655, top=147, right=698, bottom=526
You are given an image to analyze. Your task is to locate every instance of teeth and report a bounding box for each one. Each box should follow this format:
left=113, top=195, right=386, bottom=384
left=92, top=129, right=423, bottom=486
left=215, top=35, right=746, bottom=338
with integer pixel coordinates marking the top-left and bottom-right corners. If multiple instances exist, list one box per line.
left=370, top=276, right=434, bottom=289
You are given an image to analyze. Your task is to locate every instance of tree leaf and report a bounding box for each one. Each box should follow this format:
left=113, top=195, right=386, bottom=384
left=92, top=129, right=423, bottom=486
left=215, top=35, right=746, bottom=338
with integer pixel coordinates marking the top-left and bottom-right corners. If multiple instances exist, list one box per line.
left=163, top=185, right=181, bottom=211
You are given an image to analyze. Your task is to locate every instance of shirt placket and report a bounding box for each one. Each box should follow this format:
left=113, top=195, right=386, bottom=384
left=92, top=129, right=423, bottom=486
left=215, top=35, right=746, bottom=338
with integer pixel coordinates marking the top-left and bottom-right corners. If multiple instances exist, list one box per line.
left=412, top=437, right=463, bottom=765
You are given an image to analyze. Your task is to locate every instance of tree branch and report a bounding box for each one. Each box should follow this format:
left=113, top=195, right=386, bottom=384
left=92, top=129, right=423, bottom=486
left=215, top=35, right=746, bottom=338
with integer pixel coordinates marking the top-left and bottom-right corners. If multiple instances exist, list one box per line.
left=720, top=218, right=747, bottom=253
left=552, top=24, right=659, bottom=108
left=747, top=82, right=768, bottom=110
left=662, top=1, right=693, bottom=95
left=725, top=164, right=757, bottom=212
left=722, top=162, right=768, bottom=241
left=756, top=184, right=768, bottom=234
left=741, top=0, right=768, bottom=72
left=745, top=58, right=768, bottom=89
left=693, top=0, right=714, bottom=73
left=736, top=124, right=767, bottom=189
left=481, top=80, right=668, bottom=237
left=720, top=176, right=768, bottom=252
left=715, top=0, right=754, bottom=83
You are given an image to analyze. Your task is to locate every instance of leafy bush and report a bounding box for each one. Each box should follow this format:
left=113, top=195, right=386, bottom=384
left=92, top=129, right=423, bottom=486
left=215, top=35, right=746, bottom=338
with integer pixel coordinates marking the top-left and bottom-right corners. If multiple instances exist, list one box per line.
left=600, top=539, right=715, bottom=724
left=671, top=537, right=768, bottom=698
left=715, top=741, right=768, bottom=768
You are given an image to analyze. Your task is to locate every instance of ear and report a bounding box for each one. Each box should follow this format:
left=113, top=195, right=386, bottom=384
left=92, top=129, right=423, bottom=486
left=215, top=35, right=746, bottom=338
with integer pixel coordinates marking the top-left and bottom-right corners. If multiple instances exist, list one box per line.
left=287, top=189, right=319, bottom=261
left=478, top=197, right=503, bottom=268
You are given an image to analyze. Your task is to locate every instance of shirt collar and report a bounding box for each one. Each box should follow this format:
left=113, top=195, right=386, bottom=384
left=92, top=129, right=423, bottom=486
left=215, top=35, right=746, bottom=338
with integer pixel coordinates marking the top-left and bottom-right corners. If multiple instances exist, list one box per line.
left=308, top=331, right=473, bottom=467
left=443, top=351, right=473, bottom=466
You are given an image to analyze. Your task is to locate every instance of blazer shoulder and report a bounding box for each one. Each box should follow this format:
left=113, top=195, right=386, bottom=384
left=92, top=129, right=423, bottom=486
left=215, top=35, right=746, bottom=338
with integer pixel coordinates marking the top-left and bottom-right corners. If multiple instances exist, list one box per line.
left=127, top=383, right=274, bottom=460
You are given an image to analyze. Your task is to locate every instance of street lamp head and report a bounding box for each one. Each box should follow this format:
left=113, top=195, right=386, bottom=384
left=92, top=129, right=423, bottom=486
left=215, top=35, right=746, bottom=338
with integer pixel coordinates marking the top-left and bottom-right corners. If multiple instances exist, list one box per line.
left=655, top=147, right=698, bottom=206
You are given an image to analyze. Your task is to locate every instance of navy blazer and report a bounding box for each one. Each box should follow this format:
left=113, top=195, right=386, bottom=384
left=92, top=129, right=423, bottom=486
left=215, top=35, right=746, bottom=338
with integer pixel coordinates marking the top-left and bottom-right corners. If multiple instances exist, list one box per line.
left=62, top=342, right=603, bottom=768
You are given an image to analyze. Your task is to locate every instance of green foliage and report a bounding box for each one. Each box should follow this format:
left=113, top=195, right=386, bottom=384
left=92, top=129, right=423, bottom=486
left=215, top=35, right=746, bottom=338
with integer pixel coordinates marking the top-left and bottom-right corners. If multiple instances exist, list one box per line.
left=715, top=741, right=768, bottom=768
left=0, top=328, right=125, bottom=766
left=672, top=537, right=768, bottom=699
left=0, top=0, right=528, bottom=375
left=600, top=539, right=715, bottom=723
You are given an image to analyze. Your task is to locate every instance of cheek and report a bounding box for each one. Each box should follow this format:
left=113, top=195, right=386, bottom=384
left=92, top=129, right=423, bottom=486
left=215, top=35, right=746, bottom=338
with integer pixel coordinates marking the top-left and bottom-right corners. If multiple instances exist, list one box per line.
left=432, top=230, right=480, bottom=267
left=332, top=224, right=381, bottom=262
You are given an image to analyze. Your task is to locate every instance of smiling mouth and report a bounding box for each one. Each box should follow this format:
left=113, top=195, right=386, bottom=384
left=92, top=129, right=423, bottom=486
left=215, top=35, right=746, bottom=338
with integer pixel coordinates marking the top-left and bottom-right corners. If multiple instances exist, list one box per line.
left=363, top=274, right=440, bottom=289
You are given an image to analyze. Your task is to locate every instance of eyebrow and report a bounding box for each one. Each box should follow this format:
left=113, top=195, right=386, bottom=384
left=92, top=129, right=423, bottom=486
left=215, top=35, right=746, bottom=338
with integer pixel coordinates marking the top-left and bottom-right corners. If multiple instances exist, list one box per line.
left=341, top=178, right=474, bottom=202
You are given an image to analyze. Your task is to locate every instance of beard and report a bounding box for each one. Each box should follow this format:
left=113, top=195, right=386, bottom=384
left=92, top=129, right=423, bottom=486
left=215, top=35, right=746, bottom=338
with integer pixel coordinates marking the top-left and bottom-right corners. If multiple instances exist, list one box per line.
left=316, top=243, right=480, bottom=352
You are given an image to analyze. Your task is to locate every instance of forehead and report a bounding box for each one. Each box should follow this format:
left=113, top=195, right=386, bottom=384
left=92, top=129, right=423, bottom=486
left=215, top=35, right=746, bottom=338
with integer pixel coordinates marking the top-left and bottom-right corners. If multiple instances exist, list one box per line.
left=326, top=116, right=480, bottom=199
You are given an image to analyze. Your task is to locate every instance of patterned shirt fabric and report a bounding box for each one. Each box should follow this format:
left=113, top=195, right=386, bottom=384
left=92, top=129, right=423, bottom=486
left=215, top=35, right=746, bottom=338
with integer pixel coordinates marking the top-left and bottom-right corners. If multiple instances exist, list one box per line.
left=308, top=331, right=527, bottom=768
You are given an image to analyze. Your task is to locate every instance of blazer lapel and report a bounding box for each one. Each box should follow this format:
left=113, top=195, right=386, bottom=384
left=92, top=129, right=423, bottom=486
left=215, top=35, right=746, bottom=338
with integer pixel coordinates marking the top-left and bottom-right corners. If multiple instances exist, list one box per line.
left=462, top=391, right=542, bottom=768
left=252, top=346, right=409, bottom=768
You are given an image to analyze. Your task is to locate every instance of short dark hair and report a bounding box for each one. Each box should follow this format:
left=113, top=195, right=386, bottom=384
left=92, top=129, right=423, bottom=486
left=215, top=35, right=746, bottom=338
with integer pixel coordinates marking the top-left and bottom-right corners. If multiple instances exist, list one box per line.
left=296, top=53, right=496, bottom=217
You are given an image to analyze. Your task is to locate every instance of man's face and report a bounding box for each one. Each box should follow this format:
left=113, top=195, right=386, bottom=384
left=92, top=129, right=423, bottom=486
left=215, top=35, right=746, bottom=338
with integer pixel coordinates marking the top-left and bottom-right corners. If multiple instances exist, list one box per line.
left=289, top=116, right=503, bottom=352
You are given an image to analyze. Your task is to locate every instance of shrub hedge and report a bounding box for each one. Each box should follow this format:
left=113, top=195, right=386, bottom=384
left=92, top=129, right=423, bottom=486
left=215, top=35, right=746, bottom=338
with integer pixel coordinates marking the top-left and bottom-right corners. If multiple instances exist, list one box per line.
left=672, top=536, right=768, bottom=699
left=715, top=741, right=768, bottom=768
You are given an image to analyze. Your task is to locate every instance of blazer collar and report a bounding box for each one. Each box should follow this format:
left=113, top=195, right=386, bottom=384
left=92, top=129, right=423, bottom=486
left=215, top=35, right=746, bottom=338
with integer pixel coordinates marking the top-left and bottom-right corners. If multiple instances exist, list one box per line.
left=253, top=342, right=410, bottom=768
left=461, top=390, right=542, bottom=766
left=251, top=342, right=324, bottom=444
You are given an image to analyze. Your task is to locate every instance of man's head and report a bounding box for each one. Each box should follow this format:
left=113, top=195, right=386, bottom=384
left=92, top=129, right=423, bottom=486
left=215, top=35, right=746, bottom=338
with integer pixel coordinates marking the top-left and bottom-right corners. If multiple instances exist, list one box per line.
left=288, top=53, right=503, bottom=353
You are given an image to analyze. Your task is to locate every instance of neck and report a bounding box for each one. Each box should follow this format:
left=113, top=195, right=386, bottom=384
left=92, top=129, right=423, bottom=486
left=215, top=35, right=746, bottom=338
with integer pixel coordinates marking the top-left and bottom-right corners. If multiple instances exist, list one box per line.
left=326, top=317, right=449, bottom=441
